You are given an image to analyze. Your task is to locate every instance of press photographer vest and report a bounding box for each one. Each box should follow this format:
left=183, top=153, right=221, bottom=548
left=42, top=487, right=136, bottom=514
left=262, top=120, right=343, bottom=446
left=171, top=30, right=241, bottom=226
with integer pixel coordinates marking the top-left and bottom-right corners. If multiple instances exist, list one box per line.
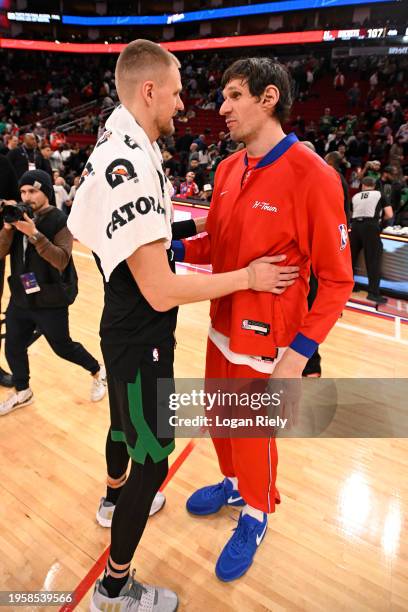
left=8, top=207, right=78, bottom=309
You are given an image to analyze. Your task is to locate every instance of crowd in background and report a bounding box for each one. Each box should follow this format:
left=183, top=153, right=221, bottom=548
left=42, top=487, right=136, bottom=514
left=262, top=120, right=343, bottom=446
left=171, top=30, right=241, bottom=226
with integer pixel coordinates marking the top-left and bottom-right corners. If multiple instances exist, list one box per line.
left=0, top=51, right=407, bottom=222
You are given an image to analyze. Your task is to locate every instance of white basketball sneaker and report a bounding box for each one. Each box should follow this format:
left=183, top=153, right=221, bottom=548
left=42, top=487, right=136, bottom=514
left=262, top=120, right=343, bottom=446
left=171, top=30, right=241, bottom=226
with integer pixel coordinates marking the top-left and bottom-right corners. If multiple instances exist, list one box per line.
left=0, top=388, right=34, bottom=416
left=90, top=569, right=178, bottom=612
left=96, top=491, right=166, bottom=527
left=90, top=365, right=106, bottom=402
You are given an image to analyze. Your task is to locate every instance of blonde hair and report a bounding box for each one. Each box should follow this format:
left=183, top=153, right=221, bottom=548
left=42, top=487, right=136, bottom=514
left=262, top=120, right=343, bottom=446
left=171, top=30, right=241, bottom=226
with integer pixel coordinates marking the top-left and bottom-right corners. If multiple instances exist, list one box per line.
left=115, top=39, right=180, bottom=100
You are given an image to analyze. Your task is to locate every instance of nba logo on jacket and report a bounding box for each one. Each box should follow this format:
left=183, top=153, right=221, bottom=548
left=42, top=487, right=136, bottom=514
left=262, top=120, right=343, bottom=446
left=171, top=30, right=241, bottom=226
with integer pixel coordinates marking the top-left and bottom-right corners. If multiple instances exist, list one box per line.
left=338, top=224, right=348, bottom=251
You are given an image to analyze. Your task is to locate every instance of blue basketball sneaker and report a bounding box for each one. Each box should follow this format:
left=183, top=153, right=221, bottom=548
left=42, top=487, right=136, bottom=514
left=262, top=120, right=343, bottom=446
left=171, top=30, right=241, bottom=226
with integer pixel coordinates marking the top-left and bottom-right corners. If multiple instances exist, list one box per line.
left=186, top=478, right=245, bottom=515
left=215, top=511, right=268, bottom=581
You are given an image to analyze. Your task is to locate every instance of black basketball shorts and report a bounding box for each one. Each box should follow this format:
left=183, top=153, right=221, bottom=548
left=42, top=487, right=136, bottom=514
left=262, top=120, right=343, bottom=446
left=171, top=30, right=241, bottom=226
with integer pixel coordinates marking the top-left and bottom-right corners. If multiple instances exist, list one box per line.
left=107, top=343, right=175, bottom=464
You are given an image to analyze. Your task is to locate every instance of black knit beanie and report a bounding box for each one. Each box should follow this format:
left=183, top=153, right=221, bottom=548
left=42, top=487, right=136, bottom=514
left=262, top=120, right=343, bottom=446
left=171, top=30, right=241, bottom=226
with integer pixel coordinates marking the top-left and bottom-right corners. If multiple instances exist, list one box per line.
left=19, top=169, right=54, bottom=203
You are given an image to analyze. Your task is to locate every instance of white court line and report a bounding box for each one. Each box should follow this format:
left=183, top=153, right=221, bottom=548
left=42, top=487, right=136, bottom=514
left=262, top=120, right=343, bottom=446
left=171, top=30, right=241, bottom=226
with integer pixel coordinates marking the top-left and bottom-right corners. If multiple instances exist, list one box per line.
left=336, top=321, right=408, bottom=346
left=73, top=249, right=94, bottom=260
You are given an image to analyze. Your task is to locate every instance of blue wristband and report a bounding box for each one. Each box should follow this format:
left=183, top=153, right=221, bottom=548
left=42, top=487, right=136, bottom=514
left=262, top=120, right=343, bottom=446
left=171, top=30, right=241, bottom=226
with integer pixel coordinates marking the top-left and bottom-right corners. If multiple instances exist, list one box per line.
left=289, top=332, right=318, bottom=358
left=172, top=240, right=185, bottom=262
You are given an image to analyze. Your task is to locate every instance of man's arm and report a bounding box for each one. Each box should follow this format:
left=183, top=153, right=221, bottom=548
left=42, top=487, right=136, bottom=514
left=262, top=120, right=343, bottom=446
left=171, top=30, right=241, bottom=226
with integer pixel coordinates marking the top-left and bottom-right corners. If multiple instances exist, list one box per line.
left=127, top=240, right=294, bottom=312
left=33, top=226, right=73, bottom=272
left=277, top=169, right=354, bottom=377
left=178, top=233, right=212, bottom=264
left=171, top=218, right=205, bottom=240
left=11, top=213, right=73, bottom=273
left=0, top=227, right=14, bottom=258
left=383, top=205, right=394, bottom=221
left=0, top=157, right=19, bottom=201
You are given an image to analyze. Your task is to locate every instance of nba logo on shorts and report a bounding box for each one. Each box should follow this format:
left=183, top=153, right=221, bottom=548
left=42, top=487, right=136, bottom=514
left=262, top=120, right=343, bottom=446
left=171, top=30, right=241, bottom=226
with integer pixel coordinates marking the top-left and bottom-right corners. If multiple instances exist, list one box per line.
left=153, top=348, right=160, bottom=362
left=338, top=224, right=348, bottom=251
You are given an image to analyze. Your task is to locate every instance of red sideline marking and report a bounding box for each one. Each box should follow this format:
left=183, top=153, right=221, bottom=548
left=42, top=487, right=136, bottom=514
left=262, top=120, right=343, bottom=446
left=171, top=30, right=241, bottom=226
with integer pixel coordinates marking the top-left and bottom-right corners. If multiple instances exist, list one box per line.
left=60, top=439, right=196, bottom=611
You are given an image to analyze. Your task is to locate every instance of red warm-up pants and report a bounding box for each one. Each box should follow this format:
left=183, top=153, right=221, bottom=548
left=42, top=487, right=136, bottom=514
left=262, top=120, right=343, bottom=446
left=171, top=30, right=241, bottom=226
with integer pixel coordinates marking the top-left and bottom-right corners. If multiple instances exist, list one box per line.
left=205, top=337, right=281, bottom=514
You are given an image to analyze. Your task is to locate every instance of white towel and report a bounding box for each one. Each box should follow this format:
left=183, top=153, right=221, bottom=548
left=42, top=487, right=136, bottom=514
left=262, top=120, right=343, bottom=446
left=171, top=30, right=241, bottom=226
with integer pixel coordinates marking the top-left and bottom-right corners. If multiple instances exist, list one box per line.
left=67, top=104, right=173, bottom=281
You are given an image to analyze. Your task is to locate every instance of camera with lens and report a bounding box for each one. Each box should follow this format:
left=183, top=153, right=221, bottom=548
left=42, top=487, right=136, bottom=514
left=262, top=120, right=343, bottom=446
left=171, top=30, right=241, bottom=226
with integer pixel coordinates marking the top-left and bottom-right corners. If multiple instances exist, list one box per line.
left=0, top=200, right=34, bottom=223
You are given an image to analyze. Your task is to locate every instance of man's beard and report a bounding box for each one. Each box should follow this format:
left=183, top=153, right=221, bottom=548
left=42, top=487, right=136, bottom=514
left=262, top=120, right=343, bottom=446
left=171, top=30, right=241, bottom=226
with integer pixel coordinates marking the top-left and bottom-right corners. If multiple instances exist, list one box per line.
left=159, top=118, right=175, bottom=138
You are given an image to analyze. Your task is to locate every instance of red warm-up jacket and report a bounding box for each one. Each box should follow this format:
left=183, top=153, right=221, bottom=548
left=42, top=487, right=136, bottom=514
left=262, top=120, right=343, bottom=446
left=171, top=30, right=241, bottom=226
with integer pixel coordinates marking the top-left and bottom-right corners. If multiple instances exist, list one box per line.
left=182, top=133, right=354, bottom=358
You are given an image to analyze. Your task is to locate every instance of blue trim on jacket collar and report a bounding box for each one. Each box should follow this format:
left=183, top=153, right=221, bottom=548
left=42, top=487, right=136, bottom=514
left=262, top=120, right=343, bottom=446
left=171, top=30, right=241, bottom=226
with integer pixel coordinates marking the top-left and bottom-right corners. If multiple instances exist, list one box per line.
left=244, top=132, right=299, bottom=169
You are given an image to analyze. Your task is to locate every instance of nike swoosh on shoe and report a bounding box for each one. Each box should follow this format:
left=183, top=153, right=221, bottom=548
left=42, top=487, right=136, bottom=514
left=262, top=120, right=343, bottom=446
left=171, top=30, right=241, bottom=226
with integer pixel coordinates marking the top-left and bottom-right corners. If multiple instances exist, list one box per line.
left=227, top=495, right=243, bottom=504
left=256, top=523, right=268, bottom=546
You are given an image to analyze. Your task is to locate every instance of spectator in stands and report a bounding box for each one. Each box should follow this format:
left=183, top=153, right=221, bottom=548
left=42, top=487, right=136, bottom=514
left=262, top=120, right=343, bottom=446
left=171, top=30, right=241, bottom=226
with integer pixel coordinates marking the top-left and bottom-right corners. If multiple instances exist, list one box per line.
left=68, top=176, right=80, bottom=204
left=39, top=143, right=53, bottom=178
left=395, top=120, right=408, bottom=155
left=162, top=148, right=178, bottom=177
left=188, top=143, right=199, bottom=166
left=389, top=137, right=404, bottom=178
left=369, top=70, right=379, bottom=88
left=333, top=68, right=345, bottom=90
left=217, top=131, right=228, bottom=157
left=53, top=176, right=70, bottom=213
left=371, top=137, right=386, bottom=162
left=327, top=129, right=346, bottom=153
left=0, top=117, right=7, bottom=135
left=4, top=135, right=19, bottom=153
left=360, top=160, right=382, bottom=183
left=324, top=151, right=351, bottom=224
left=395, top=187, right=408, bottom=227
left=198, top=146, right=209, bottom=171
left=337, top=144, right=351, bottom=175
left=194, top=133, right=207, bottom=152
left=34, top=122, right=47, bottom=143
left=200, top=183, right=213, bottom=203
left=347, top=131, right=369, bottom=168
left=176, top=127, right=194, bottom=153
left=188, top=158, right=205, bottom=190
left=177, top=171, right=199, bottom=198
left=319, top=107, right=335, bottom=136
left=61, top=144, right=72, bottom=165
left=378, top=165, right=402, bottom=214
left=81, top=81, right=94, bottom=100
left=208, top=145, right=222, bottom=185
left=7, top=133, right=51, bottom=180
left=347, top=82, right=361, bottom=108
left=50, top=145, right=65, bottom=173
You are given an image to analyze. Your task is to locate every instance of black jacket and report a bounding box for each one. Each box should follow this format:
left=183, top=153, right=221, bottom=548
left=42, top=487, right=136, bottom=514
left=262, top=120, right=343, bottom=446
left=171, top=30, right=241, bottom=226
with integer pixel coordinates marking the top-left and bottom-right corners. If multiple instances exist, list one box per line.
left=8, top=207, right=77, bottom=309
left=7, top=146, right=52, bottom=180
left=0, top=156, right=19, bottom=231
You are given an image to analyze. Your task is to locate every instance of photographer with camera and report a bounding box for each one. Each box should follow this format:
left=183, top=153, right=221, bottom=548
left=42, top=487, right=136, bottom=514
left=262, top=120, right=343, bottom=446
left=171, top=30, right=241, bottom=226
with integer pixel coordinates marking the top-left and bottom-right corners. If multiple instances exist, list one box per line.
left=0, top=155, right=19, bottom=387
left=0, top=170, right=107, bottom=416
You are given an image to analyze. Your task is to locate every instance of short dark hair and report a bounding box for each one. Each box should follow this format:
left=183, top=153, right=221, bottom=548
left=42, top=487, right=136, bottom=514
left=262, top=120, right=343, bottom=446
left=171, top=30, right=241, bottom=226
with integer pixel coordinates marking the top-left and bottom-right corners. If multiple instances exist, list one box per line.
left=362, top=176, right=376, bottom=188
left=325, top=151, right=342, bottom=168
left=221, top=57, right=293, bottom=124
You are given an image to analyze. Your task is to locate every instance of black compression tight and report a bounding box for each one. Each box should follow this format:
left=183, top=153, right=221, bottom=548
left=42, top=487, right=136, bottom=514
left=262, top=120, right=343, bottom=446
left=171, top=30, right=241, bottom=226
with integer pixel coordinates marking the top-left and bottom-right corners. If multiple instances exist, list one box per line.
left=106, top=428, right=129, bottom=479
left=109, top=451, right=168, bottom=564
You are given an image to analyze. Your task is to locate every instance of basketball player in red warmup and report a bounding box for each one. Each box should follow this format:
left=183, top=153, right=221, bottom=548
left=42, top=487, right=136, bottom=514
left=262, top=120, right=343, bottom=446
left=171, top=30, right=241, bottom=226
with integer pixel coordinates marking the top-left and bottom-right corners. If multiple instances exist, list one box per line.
left=175, top=57, right=354, bottom=581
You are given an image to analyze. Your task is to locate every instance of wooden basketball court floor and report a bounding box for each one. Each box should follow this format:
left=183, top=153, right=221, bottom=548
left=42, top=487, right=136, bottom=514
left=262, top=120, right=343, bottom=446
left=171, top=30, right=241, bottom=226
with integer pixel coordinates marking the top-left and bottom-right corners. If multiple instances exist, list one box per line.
left=0, top=242, right=407, bottom=612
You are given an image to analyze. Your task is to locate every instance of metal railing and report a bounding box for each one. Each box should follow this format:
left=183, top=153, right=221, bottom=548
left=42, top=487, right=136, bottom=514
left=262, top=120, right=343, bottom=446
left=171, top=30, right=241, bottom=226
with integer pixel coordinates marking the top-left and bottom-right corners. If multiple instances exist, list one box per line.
left=55, top=102, right=116, bottom=134
left=19, top=99, right=99, bottom=133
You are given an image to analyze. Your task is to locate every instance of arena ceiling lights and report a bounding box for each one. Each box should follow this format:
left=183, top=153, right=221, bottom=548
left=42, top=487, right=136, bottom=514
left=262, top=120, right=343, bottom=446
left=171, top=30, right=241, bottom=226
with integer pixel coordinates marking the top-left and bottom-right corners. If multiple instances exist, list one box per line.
left=62, top=0, right=398, bottom=27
